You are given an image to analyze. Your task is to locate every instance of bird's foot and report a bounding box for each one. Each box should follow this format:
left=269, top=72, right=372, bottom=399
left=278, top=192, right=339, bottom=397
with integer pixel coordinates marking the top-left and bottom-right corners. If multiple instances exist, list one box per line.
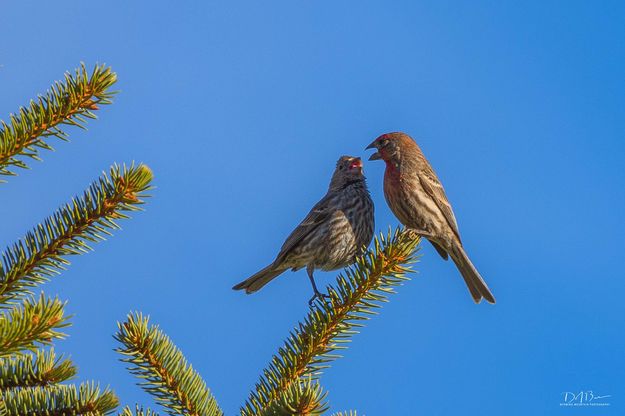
left=308, top=291, right=332, bottom=306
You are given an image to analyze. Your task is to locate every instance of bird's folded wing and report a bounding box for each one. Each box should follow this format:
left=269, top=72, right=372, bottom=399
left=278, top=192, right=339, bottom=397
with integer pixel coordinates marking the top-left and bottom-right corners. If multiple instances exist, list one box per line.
left=276, top=195, right=333, bottom=261
left=418, top=171, right=462, bottom=243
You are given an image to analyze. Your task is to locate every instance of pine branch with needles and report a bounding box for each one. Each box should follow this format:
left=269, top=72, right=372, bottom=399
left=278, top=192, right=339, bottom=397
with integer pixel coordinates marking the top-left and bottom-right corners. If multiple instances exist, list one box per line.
left=0, top=163, right=153, bottom=306
left=241, top=228, right=420, bottom=415
left=259, top=376, right=329, bottom=416
left=0, top=382, right=119, bottom=416
left=0, top=348, right=76, bottom=390
left=115, top=312, right=223, bottom=416
left=0, top=295, right=70, bottom=358
left=0, top=63, right=116, bottom=180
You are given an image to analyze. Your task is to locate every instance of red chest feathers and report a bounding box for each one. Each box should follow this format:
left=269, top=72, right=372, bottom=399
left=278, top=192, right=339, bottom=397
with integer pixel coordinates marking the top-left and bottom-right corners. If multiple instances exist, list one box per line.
left=383, top=163, right=403, bottom=197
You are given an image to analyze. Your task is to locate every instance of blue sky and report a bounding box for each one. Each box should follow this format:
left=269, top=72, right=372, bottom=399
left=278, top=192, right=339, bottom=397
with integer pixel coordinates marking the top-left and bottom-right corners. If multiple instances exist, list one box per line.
left=2, top=1, right=624, bottom=414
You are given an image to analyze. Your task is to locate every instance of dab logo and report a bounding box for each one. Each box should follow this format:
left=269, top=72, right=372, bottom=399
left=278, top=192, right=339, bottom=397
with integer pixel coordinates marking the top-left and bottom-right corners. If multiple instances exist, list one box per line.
left=560, top=390, right=611, bottom=407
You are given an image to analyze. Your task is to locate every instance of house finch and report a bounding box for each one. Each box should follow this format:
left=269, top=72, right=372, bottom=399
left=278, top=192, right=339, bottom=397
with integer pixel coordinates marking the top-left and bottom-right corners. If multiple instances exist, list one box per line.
left=366, top=132, right=495, bottom=304
left=233, top=156, right=375, bottom=305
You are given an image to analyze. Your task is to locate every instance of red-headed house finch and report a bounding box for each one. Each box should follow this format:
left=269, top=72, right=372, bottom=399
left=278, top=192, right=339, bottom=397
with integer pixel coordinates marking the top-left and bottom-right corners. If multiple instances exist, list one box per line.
left=233, top=156, right=375, bottom=305
left=366, top=132, right=495, bottom=304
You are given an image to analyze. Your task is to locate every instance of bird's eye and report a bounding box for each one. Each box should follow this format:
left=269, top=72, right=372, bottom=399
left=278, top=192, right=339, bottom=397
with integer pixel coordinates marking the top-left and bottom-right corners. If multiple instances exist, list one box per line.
left=380, top=139, right=389, bottom=147
left=339, top=165, right=344, bottom=170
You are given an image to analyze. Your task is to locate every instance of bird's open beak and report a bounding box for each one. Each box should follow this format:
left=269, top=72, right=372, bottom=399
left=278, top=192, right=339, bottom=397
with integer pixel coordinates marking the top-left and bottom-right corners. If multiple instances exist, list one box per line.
left=365, top=141, right=381, bottom=161
left=349, top=157, right=363, bottom=169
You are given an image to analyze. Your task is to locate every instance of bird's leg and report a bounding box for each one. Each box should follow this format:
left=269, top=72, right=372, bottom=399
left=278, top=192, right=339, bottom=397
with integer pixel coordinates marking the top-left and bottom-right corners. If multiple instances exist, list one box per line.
left=307, top=265, right=330, bottom=306
left=405, top=228, right=434, bottom=240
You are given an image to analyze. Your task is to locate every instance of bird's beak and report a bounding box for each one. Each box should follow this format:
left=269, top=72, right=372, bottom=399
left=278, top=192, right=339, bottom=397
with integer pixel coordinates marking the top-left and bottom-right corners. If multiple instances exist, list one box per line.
left=365, top=141, right=381, bottom=161
left=368, top=152, right=381, bottom=161
left=349, top=157, right=363, bottom=169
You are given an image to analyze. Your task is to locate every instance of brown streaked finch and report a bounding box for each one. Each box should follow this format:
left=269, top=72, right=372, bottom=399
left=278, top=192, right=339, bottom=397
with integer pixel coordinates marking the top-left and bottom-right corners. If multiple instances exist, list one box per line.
left=233, top=156, right=375, bottom=305
left=366, top=132, right=495, bottom=304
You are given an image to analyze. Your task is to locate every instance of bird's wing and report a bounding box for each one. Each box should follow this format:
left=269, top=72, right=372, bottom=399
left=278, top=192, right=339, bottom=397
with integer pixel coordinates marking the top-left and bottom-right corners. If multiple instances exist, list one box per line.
left=275, top=194, right=333, bottom=262
left=418, top=169, right=462, bottom=243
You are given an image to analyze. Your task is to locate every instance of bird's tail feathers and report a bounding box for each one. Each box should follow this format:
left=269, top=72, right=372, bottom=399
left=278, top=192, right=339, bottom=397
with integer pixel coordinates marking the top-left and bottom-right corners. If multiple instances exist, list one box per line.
left=232, top=263, right=286, bottom=294
left=450, top=244, right=496, bottom=304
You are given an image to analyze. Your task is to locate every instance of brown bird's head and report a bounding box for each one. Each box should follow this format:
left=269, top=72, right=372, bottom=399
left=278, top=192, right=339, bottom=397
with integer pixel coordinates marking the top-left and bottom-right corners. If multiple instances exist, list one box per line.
left=365, top=132, right=419, bottom=164
left=329, top=156, right=365, bottom=190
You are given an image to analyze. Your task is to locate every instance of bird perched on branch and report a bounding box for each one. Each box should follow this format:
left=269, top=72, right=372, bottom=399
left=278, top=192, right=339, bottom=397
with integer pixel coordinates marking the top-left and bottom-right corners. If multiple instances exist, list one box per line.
left=366, top=132, right=495, bottom=304
left=233, top=156, right=375, bottom=305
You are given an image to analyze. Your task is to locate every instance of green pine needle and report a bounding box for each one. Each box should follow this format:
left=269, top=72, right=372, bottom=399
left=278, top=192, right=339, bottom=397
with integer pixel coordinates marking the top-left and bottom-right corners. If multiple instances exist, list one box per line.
left=0, top=381, right=118, bottom=416
left=115, top=312, right=223, bottom=416
left=0, top=163, right=153, bottom=306
left=118, top=405, right=160, bottom=416
left=0, top=294, right=70, bottom=358
left=241, top=228, right=420, bottom=415
left=0, top=63, right=117, bottom=180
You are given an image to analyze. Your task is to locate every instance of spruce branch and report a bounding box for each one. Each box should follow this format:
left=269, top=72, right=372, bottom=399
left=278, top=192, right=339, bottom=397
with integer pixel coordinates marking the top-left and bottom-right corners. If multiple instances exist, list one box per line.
left=0, top=163, right=153, bottom=306
left=114, top=312, right=223, bottom=416
left=261, top=376, right=329, bottom=416
left=241, top=228, right=420, bottom=415
left=0, top=382, right=118, bottom=416
left=0, top=295, right=70, bottom=357
left=0, top=63, right=117, bottom=180
left=331, top=411, right=357, bottom=416
left=0, top=348, right=76, bottom=390
left=119, top=405, right=160, bottom=416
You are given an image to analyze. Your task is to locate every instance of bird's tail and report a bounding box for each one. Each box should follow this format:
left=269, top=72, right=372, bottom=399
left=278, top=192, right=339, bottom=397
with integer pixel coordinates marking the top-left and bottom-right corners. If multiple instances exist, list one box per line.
left=449, top=244, right=496, bottom=304
left=232, top=263, right=286, bottom=294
